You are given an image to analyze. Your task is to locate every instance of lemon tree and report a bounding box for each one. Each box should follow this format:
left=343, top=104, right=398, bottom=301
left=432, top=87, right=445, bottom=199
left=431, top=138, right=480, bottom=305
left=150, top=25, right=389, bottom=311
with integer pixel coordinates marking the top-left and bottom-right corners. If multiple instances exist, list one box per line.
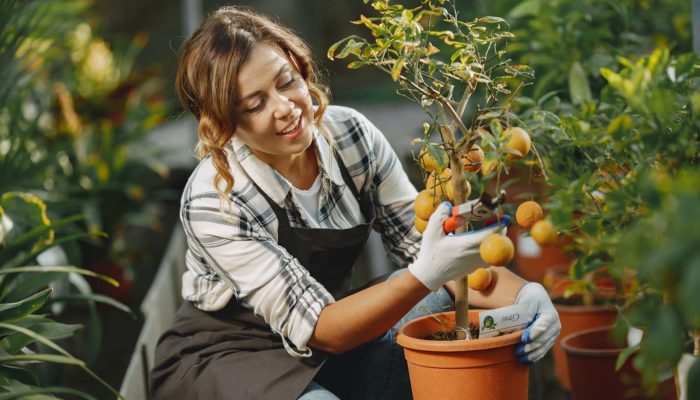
left=329, top=0, right=545, bottom=337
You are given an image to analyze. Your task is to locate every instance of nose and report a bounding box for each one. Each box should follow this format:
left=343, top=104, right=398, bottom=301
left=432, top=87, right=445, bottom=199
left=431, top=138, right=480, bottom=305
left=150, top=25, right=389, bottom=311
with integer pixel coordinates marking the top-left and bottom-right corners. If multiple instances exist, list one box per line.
left=272, top=93, right=295, bottom=120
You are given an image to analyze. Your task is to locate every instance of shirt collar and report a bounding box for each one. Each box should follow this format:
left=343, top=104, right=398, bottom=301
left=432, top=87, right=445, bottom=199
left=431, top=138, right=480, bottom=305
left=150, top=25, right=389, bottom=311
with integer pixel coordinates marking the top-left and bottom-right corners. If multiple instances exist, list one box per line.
left=230, top=123, right=345, bottom=206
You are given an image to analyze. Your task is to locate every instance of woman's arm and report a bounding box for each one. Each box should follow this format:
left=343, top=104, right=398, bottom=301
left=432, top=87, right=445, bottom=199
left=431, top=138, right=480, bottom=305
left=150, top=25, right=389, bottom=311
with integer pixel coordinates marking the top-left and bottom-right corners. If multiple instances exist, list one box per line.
left=308, top=271, right=430, bottom=354
left=443, top=267, right=528, bottom=309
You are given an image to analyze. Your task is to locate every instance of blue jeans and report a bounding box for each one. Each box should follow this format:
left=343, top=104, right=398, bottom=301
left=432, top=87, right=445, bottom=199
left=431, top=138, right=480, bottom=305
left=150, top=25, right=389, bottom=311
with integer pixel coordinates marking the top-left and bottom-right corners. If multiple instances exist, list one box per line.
left=298, top=269, right=455, bottom=400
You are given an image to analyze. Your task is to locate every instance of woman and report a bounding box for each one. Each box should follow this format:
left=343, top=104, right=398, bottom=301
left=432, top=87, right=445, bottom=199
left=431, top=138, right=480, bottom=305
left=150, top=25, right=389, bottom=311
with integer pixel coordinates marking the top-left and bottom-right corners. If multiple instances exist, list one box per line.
left=150, top=6, right=560, bottom=400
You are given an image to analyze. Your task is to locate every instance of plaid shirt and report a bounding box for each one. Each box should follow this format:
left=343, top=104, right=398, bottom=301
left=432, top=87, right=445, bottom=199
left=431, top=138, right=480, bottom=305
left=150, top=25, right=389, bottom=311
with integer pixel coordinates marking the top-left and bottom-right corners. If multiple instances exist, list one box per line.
left=180, top=105, right=421, bottom=357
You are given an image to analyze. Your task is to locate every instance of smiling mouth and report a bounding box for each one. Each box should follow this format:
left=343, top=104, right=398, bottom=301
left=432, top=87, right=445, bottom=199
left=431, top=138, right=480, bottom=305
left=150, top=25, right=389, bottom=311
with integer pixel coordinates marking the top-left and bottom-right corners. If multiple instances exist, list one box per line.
left=277, top=115, right=302, bottom=136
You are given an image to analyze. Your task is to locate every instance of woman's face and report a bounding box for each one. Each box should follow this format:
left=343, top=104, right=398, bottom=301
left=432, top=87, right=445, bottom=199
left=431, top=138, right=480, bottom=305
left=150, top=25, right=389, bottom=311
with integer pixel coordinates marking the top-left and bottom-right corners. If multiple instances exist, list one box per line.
left=233, top=43, right=315, bottom=164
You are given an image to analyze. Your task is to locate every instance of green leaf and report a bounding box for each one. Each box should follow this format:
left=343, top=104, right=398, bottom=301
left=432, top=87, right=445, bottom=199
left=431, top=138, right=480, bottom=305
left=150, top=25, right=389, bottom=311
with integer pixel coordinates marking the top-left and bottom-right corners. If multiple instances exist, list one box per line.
left=489, top=119, right=503, bottom=136
left=51, top=293, right=133, bottom=316
left=1, top=321, right=82, bottom=355
left=0, top=365, right=38, bottom=387
left=0, top=386, right=97, bottom=400
left=3, top=272, right=63, bottom=303
left=0, top=353, right=83, bottom=366
left=606, top=115, right=632, bottom=139
left=347, top=61, right=365, bottom=69
left=391, top=56, right=406, bottom=81
left=0, top=288, right=51, bottom=321
left=615, top=344, right=638, bottom=371
left=508, top=0, right=541, bottom=18
left=0, top=266, right=119, bottom=288
left=569, top=62, right=593, bottom=104
left=335, top=39, right=365, bottom=60
left=477, top=16, right=507, bottom=25
left=327, top=36, right=360, bottom=60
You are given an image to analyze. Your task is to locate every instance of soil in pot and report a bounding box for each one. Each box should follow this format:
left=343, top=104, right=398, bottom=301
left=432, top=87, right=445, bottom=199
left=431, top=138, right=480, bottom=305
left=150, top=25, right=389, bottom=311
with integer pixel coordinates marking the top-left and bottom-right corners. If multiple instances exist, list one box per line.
left=562, top=325, right=677, bottom=400
left=397, top=310, right=528, bottom=400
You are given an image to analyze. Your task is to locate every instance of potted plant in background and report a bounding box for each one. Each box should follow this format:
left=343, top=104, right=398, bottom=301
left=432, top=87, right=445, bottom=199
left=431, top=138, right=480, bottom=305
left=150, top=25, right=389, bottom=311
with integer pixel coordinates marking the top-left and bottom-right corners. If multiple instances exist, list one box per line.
left=329, top=0, right=552, bottom=397
left=613, top=169, right=700, bottom=400
left=526, top=47, right=699, bottom=398
left=0, top=192, right=128, bottom=398
left=49, top=20, right=171, bottom=305
left=473, top=0, right=693, bottom=289
left=1, top=0, right=173, bottom=396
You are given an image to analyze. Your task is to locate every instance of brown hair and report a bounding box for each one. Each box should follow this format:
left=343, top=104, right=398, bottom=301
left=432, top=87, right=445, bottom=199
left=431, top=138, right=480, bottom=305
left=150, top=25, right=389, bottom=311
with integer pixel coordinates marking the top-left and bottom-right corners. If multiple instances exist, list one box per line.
left=176, top=6, right=330, bottom=198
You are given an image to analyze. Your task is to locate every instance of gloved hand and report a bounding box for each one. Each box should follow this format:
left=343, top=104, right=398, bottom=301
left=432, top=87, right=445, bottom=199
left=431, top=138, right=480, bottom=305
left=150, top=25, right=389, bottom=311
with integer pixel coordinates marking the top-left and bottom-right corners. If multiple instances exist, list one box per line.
left=409, top=202, right=509, bottom=291
left=514, top=282, right=561, bottom=364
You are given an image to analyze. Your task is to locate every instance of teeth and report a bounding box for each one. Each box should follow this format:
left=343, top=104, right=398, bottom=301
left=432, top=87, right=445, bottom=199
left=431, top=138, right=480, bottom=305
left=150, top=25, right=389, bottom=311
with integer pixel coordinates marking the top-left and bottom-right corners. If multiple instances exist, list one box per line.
left=279, top=117, right=300, bottom=135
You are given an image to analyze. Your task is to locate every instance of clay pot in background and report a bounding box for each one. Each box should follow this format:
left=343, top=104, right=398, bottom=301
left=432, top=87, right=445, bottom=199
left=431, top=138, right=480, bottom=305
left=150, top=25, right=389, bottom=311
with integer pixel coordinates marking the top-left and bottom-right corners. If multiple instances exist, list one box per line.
left=397, top=311, right=528, bottom=400
left=552, top=298, right=618, bottom=391
left=510, top=225, right=571, bottom=284
left=562, top=326, right=677, bottom=400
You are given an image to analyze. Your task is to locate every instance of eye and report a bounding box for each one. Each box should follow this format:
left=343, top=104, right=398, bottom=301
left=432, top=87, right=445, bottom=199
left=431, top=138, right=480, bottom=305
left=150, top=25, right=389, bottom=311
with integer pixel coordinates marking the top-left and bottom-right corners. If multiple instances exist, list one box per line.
left=245, top=101, right=264, bottom=113
left=280, top=75, right=297, bottom=89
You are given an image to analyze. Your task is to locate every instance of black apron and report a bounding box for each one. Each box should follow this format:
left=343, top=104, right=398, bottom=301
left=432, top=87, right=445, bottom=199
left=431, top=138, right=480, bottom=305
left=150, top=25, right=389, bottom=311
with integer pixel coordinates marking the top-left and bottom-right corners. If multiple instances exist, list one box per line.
left=150, top=151, right=378, bottom=400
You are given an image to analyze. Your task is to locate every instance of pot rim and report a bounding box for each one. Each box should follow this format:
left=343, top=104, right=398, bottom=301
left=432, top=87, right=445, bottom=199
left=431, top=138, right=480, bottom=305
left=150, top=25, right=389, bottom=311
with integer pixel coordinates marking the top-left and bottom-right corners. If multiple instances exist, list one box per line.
left=551, top=295, right=619, bottom=313
left=561, top=325, right=625, bottom=357
left=396, top=311, right=523, bottom=352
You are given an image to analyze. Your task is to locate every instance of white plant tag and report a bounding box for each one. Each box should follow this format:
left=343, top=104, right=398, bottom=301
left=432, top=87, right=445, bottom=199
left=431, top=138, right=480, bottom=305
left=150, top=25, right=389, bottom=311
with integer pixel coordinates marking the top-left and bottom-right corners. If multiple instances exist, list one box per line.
left=479, top=304, right=533, bottom=339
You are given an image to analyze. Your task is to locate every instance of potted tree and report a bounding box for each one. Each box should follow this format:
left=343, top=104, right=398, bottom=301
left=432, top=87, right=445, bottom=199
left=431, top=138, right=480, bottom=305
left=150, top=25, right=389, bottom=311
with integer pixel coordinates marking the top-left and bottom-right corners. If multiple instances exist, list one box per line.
left=531, top=48, right=699, bottom=397
left=329, top=0, right=546, bottom=397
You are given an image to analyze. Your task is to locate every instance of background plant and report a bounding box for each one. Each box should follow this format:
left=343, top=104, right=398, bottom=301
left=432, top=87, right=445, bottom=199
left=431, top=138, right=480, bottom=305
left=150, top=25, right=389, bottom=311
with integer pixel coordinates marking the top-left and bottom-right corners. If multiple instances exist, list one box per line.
left=613, top=168, right=700, bottom=397
left=515, top=45, right=699, bottom=395
left=1, top=0, right=170, bottom=396
left=475, top=0, right=693, bottom=102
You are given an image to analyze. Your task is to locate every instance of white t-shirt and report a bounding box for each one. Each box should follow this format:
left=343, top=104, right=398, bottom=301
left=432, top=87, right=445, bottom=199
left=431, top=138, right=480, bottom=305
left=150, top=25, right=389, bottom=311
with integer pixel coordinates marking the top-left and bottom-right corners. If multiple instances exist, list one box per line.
left=290, top=174, right=322, bottom=228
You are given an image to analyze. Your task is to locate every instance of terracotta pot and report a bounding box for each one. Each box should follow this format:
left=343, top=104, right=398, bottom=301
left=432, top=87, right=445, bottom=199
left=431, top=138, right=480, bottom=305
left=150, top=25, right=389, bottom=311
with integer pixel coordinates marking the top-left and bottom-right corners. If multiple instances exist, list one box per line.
left=396, top=311, right=528, bottom=400
left=563, top=326, right=677, bottom=400
left=552, top=299, right=618, bottom=391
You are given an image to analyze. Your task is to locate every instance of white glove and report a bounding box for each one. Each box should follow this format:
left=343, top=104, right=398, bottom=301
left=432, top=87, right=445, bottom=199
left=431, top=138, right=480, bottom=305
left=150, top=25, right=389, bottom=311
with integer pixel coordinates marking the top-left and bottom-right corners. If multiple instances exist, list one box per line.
left=409, top=202, right=509, bottom=292
left=514, top=282, right=561, bottom=364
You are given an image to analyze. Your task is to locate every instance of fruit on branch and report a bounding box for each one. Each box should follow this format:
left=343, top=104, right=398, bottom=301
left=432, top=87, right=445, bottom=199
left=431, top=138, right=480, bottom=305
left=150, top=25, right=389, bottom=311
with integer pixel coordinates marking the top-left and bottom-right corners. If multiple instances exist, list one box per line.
left=516, top=201, right=544, bottom=229
left=479, top=233, right=515, bottom=266
left=414, top=189, right=439, bottom=220
left=462, top=145, right=484, bottom=172
left=504, top=127, right=532, bottom=159
left=414, top=216, right=428, bottom=234
left=530, top=219, right=557, bottom=246
left=468, top=267, right=493, bottom=290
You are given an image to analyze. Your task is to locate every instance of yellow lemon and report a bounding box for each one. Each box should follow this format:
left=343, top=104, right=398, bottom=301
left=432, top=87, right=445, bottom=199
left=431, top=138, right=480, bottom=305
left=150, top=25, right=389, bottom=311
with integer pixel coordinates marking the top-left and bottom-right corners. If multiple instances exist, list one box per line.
left=414, top=216, right=428, bottom=234
left=414, top=189, right=438, bottom=221
left=531, top=220, right=557, bottom=246
left=515, top=201, right=544, bottom=229
left=468, top=267, right=493, bottom=290
left=504, top=127, right=531, bottom=159
left=479, top=234, right=515, bottom=266
left=462, top=145, right=484, bottom=172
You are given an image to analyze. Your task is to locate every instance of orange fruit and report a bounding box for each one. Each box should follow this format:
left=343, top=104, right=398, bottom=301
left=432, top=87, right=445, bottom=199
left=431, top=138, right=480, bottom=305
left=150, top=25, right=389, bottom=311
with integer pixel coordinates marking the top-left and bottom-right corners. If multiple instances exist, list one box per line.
left=414, top=216, right=428, bottom=234
left=426, top=168, right=469, bottom=202
left=426, top=168, right=452, bottom=197
left=531, top=219, right=557, bottom=246
left=479, top=234, right=514, bottom=266
left=504, top=127, right=531, bottom=159
left=468, top=267, right=492, bottom=290
left=419, top=146, right=444, bottom=172
left=414, top=189, right=438, bottom=220
left=480, top=158, right=497, bottom=176
left=462, top=145, right=484, bottom=172
left=515, top=200, right=544, bottom=228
